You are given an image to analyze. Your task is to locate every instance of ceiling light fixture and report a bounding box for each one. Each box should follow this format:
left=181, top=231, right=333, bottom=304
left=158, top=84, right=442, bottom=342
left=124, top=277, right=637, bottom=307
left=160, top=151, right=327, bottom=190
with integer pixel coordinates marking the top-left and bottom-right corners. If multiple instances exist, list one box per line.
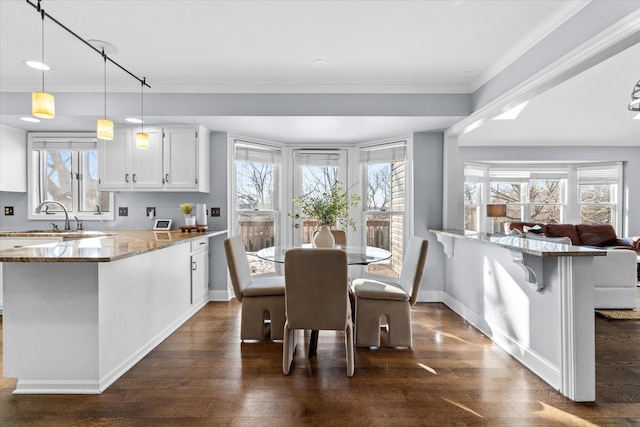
left=493, top=101, right=529, bottom=120
left=135, top=78, right=149, bottom=149
left=31, top=2, right=54, bottom=119
left=629, top=80, right=640, bottom=112
left=20, top=116, right=40, bottom=123
left=97, top=50, right=113, bottom=140
left=125, top=117, right=143, bottom=124
left=24, top=60, right=50, bottom=71
left=26, top=0, right=150, bottom=121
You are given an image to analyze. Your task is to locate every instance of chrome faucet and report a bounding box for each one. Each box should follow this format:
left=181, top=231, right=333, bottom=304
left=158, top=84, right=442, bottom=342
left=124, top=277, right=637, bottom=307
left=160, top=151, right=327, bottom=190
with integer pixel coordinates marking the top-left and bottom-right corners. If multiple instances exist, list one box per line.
left=35, top=200, right=71, bottom=231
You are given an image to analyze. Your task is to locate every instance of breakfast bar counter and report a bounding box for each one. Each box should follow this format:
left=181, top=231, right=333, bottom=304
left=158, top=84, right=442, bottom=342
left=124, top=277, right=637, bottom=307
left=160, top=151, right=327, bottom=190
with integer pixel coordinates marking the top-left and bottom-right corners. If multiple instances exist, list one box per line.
left=0, top=229, right=227, bottom=394
left=430, top=229, right=606, bottom=402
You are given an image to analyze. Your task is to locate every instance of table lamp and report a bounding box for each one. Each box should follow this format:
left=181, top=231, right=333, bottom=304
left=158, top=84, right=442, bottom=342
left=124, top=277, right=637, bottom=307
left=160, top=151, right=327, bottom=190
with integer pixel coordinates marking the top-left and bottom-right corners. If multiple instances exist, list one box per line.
left=487, top=204, right=507, bottom=234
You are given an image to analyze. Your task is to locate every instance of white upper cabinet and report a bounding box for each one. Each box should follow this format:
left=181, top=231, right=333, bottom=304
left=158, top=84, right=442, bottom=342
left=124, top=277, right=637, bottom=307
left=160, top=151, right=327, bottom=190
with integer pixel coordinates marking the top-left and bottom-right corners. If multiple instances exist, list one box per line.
left=0, top=126, right=27, bottom=192
left=98, top=125, right=210, bottom=193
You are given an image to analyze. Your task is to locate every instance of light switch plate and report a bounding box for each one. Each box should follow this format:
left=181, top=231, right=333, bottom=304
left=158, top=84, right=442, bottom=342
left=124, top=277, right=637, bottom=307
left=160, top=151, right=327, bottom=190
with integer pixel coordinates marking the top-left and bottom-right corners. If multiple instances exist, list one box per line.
left=211, top=207, right=221, bottom=217
left=146, top=207, right=156, bottom=217
left=4, top=206, right=14, bottom=215
left=119, top=207, right=128, bottom=216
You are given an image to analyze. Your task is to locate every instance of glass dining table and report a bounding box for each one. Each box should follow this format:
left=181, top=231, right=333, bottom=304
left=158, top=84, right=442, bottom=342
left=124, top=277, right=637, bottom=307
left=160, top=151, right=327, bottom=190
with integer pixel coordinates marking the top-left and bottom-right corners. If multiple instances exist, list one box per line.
left=256, top=244, right=391, bottom=357
left=256, top=244, right=391, bottom=265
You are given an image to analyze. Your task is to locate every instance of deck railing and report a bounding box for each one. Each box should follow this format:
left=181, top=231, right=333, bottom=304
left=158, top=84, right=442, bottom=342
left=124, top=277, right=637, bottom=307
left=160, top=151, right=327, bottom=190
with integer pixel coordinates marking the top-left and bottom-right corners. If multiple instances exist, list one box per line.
left=238, top=219, right=390, bottom=251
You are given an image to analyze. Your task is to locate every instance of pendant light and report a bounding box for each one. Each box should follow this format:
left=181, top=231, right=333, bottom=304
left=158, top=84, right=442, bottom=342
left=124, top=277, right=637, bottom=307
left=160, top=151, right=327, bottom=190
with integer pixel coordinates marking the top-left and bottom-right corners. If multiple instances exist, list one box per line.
left=97, top=50, right=114, bottom=140
left=32, top=6, right=55, bottom=119
left=135, top=77, right=149, bottom=149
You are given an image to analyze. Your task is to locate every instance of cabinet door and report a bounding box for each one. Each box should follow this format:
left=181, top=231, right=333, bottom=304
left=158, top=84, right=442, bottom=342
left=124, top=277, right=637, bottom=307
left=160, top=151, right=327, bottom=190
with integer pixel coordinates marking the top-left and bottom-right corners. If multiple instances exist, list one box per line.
left=191, top=250, right=209, bottom=304
left=98, top=129, right=130, bottom=190
left=164, top=127, right=197, bottom=190
left=131, top=128, right=163, bottom=189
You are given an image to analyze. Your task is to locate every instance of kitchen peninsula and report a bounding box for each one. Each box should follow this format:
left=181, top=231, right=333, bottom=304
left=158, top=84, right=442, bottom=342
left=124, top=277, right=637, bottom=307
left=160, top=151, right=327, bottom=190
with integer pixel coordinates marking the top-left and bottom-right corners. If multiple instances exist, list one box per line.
left=0, top=229, right=226, bottom=394
left=430, top=229, right=607, bottom=402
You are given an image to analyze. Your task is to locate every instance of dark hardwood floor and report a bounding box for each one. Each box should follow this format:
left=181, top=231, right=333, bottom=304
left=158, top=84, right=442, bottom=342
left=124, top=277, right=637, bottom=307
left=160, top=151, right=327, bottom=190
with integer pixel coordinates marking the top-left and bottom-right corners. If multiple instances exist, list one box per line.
left=1, top=301, right=640, bottom=426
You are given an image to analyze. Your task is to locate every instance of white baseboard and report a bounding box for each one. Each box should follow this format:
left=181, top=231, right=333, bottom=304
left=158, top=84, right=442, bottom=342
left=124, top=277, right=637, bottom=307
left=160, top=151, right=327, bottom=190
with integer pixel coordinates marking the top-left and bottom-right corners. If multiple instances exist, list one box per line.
left=209, top=289, right=232, bottom=301
left=442, top=292, right=561, bottom=391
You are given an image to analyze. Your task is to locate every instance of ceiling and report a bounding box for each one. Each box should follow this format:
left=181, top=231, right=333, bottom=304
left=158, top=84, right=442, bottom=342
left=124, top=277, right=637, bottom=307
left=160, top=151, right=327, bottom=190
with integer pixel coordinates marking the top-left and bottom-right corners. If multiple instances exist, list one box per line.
left=0, top=0, right=637, bottom=144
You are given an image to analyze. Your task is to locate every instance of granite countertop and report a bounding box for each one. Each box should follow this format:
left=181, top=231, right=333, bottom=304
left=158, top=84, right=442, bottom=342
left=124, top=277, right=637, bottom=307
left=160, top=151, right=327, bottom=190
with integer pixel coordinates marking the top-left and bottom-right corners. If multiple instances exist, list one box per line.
left=428, top=229, right=608, bottom=257
left=0, top=229, right=227, bottom=262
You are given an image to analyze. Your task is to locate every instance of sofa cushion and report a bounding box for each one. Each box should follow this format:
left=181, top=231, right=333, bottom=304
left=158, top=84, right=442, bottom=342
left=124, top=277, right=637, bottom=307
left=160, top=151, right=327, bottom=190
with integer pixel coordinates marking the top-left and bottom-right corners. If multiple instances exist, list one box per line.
left=576, top=224, right=618, bottom=247
left=508, top=222, right=548, bottom=235
left=546, top=223, right=582, bottom=246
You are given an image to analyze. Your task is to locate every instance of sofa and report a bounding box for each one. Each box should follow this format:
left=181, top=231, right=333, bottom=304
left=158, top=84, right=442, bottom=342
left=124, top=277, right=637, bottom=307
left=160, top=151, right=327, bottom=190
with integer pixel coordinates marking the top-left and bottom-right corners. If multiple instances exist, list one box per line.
left=508, top=222, right=640, bottom=309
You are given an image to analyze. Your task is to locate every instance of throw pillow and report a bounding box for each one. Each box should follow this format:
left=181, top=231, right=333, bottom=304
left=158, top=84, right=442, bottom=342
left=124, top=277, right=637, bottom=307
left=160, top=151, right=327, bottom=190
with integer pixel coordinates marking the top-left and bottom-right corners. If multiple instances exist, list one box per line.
left=576, top=224, right=618, bottom=246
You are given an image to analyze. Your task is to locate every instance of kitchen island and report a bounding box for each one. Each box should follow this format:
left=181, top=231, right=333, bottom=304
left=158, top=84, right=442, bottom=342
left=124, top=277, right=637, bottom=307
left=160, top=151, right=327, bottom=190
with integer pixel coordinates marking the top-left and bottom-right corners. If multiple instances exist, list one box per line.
left=0, top=229, right=226, bottom=394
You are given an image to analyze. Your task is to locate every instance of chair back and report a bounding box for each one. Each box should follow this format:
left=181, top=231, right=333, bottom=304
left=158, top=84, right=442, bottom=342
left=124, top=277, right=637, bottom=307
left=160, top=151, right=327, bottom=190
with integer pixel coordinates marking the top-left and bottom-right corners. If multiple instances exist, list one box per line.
left=284, top=248, right=349, bottom=330
left=398, top=236, right=429, bottom=306
left=223, top=236, right=252, bottom=302
left=311, top=229, right=347, bottom=246
left=331, top=230, right=347, bottom=245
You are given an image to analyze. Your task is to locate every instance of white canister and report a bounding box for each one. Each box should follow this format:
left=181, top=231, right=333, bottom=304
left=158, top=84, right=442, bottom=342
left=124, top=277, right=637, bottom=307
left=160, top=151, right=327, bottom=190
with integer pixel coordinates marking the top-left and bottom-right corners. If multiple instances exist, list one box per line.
left=195, top=203, right=207, bottom=226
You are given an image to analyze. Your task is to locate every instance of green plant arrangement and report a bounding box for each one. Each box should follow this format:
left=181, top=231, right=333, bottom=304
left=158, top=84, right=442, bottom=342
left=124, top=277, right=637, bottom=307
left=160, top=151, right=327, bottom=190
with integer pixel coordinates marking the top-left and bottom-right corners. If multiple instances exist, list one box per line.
left=291, top=181, right=361, bottom=230
left=179, top=203, right=193, bottom=215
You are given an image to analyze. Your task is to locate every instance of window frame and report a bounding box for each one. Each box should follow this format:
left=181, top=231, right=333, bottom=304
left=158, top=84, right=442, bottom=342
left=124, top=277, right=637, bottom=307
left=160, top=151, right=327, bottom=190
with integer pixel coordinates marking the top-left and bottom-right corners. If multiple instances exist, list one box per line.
left=27, top=133, right=115, bottom=222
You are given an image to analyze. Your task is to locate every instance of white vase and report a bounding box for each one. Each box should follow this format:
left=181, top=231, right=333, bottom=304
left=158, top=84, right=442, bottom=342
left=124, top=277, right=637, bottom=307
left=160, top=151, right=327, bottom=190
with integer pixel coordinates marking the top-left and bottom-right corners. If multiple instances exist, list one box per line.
left=313, top=225, right=335, bottom=248
left=184, top=215, right=196, bottom=226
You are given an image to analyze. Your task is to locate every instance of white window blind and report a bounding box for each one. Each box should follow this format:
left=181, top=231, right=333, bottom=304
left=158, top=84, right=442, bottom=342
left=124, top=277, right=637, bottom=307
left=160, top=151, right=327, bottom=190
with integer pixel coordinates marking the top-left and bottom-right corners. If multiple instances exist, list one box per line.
left=577, top=163, right=621, bottom=184
left=295, top=150, right=341, bottom=166
left=359, top=142, right=406, bottom=163
left=235, top=141, right=281, bottom=163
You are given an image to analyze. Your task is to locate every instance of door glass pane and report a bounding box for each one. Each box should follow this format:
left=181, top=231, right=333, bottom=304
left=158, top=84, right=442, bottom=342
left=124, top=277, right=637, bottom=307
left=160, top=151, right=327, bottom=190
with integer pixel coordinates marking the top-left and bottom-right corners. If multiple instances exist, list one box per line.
left=80, top=151, right=110, bottom=212
left=364, top=159, right=404, bottom=278
left=42, top=150, right=73, bottom=212
left=237, top=212, right=276, bottom=275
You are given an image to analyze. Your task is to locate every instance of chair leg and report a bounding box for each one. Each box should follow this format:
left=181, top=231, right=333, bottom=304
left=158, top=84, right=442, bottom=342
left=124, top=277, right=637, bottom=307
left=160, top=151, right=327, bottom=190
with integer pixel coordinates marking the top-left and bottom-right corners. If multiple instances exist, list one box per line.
left=345, top=321, right=354, bottom=377
left=355, top=298, right=383, bottom=347
left=283, top=322, right=295, bottom=375
left=387, top=307, right=412, bottom=348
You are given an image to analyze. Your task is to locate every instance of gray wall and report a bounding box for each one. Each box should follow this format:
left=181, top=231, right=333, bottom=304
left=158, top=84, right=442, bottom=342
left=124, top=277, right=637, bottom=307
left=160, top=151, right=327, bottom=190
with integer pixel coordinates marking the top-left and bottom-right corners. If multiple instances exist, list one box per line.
left=413, top=131, right=445, bottom=297
left=457, top=145, right=640, bottom=236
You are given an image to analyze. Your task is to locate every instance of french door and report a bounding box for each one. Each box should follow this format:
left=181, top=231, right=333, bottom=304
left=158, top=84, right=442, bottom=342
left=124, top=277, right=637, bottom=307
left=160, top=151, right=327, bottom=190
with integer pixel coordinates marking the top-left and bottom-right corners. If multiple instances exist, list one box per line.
left=291, top=149, right=348, bottom=246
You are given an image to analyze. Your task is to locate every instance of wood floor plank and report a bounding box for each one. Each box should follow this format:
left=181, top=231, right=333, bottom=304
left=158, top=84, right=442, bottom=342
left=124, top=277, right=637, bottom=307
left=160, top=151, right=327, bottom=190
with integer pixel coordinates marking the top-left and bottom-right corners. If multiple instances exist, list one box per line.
left=2, top=301, right=640, bottom=425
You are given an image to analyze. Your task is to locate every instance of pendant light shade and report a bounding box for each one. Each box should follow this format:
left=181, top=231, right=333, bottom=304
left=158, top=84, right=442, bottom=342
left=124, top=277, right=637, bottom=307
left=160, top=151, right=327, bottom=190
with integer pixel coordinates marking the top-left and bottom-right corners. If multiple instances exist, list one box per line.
left=32, top=91, right=55, bottom=119
left=135, top=132, right=149, bottom=149
left=97, top=50, right=113, bottom=140
left=97, top=118, right=114, bottom=140
left=32, top=6, right=54, bottom=119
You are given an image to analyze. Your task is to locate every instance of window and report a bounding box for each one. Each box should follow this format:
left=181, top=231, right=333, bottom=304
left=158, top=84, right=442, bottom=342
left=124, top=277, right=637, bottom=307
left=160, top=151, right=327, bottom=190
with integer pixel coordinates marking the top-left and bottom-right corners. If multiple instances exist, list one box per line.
left=360, top=141, right=406, bottom=278
left=464, top=164, right=485, bottom=231
left=28, top=134, right=114, bottom=221
left=577, top=163, right=622, bottom=226
left=464, top=162, right=623, bottom=233
left=234, top=140, right=282, bottom=275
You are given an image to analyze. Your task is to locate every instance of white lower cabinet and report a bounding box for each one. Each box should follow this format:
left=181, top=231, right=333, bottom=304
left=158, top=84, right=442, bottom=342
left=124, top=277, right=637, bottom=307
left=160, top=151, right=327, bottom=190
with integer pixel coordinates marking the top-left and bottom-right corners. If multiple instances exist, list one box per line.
left=98, top=125, right=210, bottom=192
left=190, top=237, right=209, bottom=304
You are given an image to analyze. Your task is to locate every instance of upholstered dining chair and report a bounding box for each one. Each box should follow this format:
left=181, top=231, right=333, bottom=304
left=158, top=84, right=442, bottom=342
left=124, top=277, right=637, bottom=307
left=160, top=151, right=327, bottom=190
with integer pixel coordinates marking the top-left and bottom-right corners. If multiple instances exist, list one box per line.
left=282, top=248, right=354, bottom=377
left=224, top=235, right=286, bottom=341
left=351, top=236, right=428, bottom=348
left=311, top=229, right=347, bottom=246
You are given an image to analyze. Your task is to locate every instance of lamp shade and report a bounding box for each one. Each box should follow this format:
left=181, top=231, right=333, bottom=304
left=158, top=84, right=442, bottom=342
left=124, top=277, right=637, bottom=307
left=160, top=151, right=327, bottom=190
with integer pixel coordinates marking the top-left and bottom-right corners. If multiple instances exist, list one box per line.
left=32, top=91, right=55, bottom=119
left=136, top=132, right=149, bottom=149
left=486, top=204, right=507, bottom=218
left=97, top=118, right=114, bottom=140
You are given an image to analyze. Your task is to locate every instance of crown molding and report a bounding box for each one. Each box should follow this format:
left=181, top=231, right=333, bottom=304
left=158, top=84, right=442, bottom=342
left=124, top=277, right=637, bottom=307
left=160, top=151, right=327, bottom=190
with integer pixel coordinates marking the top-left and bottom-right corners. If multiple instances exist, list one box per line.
left=447, top=7, right=640, bottom=138
left=469, top=0, right=591, bottom=93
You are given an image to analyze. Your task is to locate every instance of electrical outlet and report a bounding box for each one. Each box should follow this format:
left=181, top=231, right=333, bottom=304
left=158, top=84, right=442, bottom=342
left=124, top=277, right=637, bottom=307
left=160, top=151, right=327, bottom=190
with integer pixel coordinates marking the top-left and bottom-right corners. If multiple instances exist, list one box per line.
left=211, top=207, right=221, bottom=217
left=146, top=207, right=156, bottom=217
left=4, top=206, right=14, bottom=216
left=119, top=207, right=128, bottom=216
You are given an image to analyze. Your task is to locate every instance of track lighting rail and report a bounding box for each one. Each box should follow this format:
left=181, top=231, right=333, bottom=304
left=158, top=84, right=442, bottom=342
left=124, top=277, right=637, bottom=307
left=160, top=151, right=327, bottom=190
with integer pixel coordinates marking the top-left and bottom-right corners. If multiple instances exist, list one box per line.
left=26, top=0, right=151, bottom=89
